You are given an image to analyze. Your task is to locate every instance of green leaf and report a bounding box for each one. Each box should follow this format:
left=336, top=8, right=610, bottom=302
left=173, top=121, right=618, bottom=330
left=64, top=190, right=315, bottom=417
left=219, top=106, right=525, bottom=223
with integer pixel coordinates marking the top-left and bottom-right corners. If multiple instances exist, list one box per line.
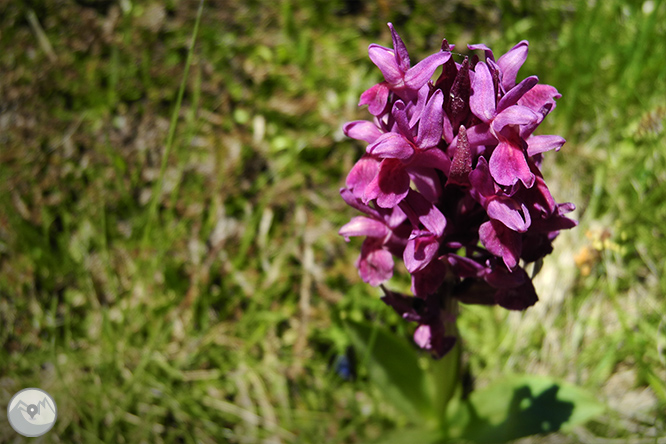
left=450, top=375, right=605, bottom=443
left=370, top=427, right=444, bottom=444
left=345, top=320, right=436, bottom=423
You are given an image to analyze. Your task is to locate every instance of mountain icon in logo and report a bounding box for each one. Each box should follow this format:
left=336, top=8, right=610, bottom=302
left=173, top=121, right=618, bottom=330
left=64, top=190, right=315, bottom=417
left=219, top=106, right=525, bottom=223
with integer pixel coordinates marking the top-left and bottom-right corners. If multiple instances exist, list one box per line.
left=7, top=388, right=57, bottom=437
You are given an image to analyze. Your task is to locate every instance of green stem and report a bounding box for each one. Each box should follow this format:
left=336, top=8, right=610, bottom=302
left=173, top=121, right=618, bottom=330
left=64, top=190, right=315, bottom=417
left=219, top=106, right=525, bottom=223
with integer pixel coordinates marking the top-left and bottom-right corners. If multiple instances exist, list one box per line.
left=431, top=290, right=461, bottom=433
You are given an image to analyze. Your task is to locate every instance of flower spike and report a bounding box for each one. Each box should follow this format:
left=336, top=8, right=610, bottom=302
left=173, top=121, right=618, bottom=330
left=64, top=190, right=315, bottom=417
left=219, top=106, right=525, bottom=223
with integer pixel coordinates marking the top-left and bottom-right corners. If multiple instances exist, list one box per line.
left=340, top=24, right=575, bottom=358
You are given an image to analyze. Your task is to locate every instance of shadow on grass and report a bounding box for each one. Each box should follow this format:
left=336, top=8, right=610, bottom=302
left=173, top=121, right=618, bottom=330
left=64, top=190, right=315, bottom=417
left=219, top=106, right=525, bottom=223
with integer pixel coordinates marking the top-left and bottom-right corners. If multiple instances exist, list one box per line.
left=462, top=384, right=574, bottom=443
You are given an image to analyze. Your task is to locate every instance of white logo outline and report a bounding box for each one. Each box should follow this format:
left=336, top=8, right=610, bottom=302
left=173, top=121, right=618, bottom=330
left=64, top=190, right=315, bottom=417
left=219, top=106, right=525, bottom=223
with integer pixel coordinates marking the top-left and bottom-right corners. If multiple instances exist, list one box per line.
left=7, top=388, right=57, bottom=437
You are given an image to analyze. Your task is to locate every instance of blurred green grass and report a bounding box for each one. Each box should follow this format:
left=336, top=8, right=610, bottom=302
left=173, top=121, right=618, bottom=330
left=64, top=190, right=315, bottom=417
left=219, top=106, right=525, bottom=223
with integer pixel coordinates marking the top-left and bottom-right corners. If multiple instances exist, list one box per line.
left=0, top=0, right=665, bottom=442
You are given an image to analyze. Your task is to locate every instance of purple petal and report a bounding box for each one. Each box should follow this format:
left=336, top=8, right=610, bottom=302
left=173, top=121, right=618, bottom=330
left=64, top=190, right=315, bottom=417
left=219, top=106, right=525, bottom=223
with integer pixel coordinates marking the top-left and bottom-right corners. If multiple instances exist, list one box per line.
left=433, top=335, right=457, bottom=359
left=558, top=202, right=576, bottom=214
left=409, top=85, right=430, bottom=127
left=468, top=156, right=495, bottom=200
left=346, top=156, right=380, bottom=199
left=442, top=111, right=455, bottom=143
left=536, top=212, right=578, bottom=232
left=403, top=232, right=439, bottom=273
left=340, top=188, right=381, bottom=220
left=452, top=279, right=497, bottom=305
left=416, top=90, right=444, bottom=149
left=391, top=100, right=414, bottom=141
left=518, top=170, right=557, bottom=215
left=523, top=187, right=577, bottom=232
left=465, top=123, right=496, bottom=146
left=492, top=105, right=540, bottom=136
left=339, top=216, right=390, bottom=241
left=364, top=158, right=410, bottom=207
left=383, top=205, right=409, bottom=230
left=409, top=148, right=451, bottom=173
left=489, top=140, right=535, bottom=188
left=526, top=135, right=566, bottom=156
left=497, top=76, right=538, bottom=113
left=411, top=260, right=447, bottom=297
left=446, top=254, right=487, bottom=278
left=359, top=82, right=390, bottom=116
left=388, top=23, right=411, bottom=72
left=470, top=61, right=496, bottom=123
left=468, top=43, right=495, bottom=62
left=404, top=51, right=451, bottom=90
left=368, top=44, right=404, bottom=86
left=367, top=132, right=414, bottom=160
left=487, top=58, right=502, bottom=89
left=479, top=220, right=521, bottom=269
left=517, top=84, right=560, bottom=117
left=484, top=261, right=529, bottom=289
left=520, top=232, right=554, bottom=263
left=408, top=167, right=442, bottom=203
left=381, top=288, right=422, bottom=322
left=486, top=197, right=530, bottom=232
left=497, top=40, right=529, bottom=91
left=495, top=279, right=538, bottom=310
left=344, top=120, right=383, bottom=143
left=414, top=324, right=433, bottom=349
left=399, top=189, right=446, bottom=237
left=358, top=238, right=394, bottom=286
left=414, top=320, right=456, bottom=358
left=384, top=233, right=409, bottom=262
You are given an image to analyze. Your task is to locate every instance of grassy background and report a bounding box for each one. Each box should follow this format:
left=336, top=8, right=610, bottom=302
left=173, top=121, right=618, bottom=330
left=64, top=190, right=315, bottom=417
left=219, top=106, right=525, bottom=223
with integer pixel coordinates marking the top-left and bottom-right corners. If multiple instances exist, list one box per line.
left=1, top=0, right=665, bottom=442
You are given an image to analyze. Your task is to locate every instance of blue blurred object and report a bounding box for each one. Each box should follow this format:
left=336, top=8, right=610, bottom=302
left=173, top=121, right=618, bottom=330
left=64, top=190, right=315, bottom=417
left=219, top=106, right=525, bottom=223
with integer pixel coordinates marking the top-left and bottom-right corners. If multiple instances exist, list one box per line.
left=333, top=348, right=356, bottom=381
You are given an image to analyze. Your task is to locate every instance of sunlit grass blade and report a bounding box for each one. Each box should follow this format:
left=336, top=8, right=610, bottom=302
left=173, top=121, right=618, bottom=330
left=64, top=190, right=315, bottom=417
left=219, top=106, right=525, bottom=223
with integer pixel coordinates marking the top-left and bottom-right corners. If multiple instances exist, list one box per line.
left=142, top=0, right=205, bottom=248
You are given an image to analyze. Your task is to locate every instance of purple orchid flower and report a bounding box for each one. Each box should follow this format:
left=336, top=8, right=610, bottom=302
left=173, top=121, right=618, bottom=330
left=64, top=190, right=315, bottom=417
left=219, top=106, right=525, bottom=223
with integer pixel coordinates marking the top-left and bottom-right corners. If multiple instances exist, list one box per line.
left=339, top=23, right=576, bottom=358
left=360, top=23, right=451, bottom=115
left=363, top=90, right=449, bottom=207
left=339, top=188, right=409, bottom=286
